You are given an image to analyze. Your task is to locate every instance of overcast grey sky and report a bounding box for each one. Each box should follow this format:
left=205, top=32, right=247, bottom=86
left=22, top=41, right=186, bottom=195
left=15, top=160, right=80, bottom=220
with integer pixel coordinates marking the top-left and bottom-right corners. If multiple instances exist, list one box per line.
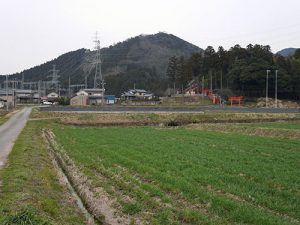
left=0, top=0, right=299, bottom=74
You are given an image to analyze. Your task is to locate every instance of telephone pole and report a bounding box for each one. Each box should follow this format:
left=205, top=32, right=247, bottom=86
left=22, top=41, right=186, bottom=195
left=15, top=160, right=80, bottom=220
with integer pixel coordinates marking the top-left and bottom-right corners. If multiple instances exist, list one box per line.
left=266, top=70, right=270, bottom=108
left=210, top=71, right=212, bottom=91
left=275, top=70, right=278, bottom=108
left=6, top=75, right=8, bottom=111
left=68, top=76, right=71, bottom=98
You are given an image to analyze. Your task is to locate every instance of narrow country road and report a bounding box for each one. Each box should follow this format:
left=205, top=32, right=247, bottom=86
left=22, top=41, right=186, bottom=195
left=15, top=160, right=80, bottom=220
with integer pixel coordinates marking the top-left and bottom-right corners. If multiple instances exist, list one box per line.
left=0, top=107, right=32, bottom=168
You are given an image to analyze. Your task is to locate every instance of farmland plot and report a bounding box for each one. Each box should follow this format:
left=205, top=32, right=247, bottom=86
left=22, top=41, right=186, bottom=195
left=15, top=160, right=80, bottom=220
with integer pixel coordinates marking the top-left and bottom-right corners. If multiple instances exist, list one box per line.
left=53, top=126, right=300, bottom=225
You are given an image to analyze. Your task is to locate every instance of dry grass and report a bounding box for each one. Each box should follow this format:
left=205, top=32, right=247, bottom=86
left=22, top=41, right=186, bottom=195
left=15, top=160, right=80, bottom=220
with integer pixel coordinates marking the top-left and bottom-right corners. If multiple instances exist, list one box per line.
left=30, top=108, right=300, bottom=127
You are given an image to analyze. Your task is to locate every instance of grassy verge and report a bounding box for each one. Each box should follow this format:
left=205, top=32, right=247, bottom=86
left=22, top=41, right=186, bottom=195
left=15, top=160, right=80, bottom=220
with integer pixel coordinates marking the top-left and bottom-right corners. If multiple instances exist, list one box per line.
left=53, top=125, right=300, bottom=224
left=0, top=110, right=9, bottom=125
left=0, top=121, right=86, bottom=224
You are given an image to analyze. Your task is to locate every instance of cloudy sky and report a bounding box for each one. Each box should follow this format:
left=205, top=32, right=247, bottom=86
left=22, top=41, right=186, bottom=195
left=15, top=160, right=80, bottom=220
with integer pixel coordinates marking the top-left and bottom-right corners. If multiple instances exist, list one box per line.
left=0, top=0, right=299, bottom=74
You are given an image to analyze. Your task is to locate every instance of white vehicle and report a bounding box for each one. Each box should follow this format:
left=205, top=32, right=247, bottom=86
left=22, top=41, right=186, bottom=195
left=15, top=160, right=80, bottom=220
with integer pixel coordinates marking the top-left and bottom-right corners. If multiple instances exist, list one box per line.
left=42, top=101, right=53, bottom=105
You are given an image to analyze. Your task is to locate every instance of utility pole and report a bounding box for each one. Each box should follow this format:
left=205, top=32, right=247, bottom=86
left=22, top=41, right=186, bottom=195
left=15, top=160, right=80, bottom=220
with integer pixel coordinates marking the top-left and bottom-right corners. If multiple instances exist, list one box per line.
left=13, top=79, right=16, bottom=108
left=220, top=70, right=223, bottom=90
left=101, top=79, right=106, bottom=105
left=266, top=69, right=270, bottom=108
left=275, top=70, right=278, bottom=108
left=68, top=76, right=71, bottom=98
left=38, top=80, right=41, bottom=102
left=21, top=73, right=24, bottom=89
left=210, top=70, right=212, bottom=91
left=202, top=76, right=204, bottom=100
left=6, top=75, right=8, bottom=111
left=173, top=82, right=175, bottom=95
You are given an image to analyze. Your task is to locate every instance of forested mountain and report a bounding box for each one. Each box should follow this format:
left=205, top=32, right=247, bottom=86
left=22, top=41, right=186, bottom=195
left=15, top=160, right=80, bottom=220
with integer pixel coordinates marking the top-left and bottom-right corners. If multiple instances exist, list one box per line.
left=0, top=32, right=201, bottom=95
left=277, top=48, right=297, bottom=57
left=167, top=45, right=300, bottom=99
left=1, top=32, right=299, bottom=99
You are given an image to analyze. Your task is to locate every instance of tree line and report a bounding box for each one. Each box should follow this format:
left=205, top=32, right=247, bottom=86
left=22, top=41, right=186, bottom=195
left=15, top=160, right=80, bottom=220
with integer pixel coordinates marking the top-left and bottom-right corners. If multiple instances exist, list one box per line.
left=167, top=45, right=300, bottom=99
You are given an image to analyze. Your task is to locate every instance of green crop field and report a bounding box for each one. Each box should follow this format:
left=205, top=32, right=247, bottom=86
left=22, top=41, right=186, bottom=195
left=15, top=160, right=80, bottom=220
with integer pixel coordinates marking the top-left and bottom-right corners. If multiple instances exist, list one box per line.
left=53, top=126, right=300, bottom=225
left=241, top=121, right=300, bottom=130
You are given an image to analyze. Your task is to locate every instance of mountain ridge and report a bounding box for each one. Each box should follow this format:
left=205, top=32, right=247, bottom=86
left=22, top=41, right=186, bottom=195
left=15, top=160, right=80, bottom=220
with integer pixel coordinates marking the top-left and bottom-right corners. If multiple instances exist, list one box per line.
left=276, top=48, right=297, bottom=57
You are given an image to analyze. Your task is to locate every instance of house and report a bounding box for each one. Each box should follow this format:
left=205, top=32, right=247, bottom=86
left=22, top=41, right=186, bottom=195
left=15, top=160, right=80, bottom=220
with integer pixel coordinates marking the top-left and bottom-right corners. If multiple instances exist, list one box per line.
left=76, top=90, right=89, bottom=96
left=184, top=80, right=201, bottom=96
left=0, top=98, right=6, bottom=108
left=83, top=88, right=105, bottom=105
left=0, top=90, right=14, bottom=108
left=70, top=95, right=89, bottom=106
left=70, top=88, right=108, bottom=106
left=47, top=92, right=59, bottom=99
left=15, top=89, right=39, bottom=103
left=121, top=89, right=153, bottom=100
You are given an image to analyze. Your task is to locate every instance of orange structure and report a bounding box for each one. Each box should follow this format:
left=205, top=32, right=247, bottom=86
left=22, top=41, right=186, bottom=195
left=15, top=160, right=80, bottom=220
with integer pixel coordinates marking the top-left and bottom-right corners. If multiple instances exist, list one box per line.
left=229, top=96, right=243, bottom=107
left=201, top=88, right=213, bottom=96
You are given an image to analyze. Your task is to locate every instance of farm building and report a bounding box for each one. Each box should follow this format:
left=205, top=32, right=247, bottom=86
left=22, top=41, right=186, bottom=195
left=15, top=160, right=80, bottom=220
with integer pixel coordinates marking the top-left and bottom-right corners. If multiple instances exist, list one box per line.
left=121, top=89, right=153, bottom=100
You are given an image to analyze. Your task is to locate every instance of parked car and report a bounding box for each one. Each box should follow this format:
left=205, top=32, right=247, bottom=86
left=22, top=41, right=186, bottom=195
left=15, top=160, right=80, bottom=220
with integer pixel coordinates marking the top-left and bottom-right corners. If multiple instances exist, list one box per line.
left=42, top=101, right=53, bottom=105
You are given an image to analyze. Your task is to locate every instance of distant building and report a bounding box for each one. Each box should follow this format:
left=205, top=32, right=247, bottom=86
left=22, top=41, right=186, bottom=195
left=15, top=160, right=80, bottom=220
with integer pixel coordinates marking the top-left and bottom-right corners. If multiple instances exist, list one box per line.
left=76, top=90, right=89, bottom=96
left=105, top=95, right=116, bottom=104
left=47, top=92, right=59, bottom=99
left=0, top=98, right=6, bottom=108
left=70, top=88, right=113, bottom=106
left=83, top=88, right=105, bottom=105
left=121, top=89, right=153, bottom=100
left=184, top=80, right=201, bottom=96
left=70, top=95, right=89, bottom=106
left=0, top=90, right=14, bottom=108
left=15, top=89, right=39, bottom=103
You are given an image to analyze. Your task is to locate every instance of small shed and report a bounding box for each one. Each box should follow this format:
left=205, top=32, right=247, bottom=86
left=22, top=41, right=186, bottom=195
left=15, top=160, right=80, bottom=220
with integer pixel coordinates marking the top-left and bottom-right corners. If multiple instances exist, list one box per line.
left=105, top=95, right=116, bottom=104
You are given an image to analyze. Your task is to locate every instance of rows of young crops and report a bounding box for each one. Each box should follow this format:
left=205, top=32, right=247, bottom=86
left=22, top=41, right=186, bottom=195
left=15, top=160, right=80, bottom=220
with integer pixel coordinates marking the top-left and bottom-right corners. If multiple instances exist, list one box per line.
left=54, top=126, right=300, bottom=225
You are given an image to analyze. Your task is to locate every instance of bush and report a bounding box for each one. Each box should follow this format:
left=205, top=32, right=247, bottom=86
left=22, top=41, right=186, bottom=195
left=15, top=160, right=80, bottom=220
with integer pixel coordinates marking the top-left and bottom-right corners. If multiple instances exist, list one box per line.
left=0, top=209, right=51, bottom=225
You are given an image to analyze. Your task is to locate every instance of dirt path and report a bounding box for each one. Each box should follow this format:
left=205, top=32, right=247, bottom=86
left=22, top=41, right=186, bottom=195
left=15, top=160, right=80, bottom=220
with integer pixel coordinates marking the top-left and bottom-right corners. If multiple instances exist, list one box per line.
left=0, top=107, right=32, bottom=168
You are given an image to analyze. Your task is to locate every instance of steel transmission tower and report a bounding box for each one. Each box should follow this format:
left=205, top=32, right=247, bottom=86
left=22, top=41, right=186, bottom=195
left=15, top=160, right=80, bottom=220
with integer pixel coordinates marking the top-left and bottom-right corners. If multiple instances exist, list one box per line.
left=48, top=65, right=60, bottom=93
left=93, top=32, right=103, bottom=88
left=93, top=32, right=105, bottom=104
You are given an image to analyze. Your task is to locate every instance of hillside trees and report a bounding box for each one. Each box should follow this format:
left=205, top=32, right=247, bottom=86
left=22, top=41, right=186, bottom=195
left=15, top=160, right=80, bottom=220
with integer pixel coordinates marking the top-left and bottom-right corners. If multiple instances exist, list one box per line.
left=166, top=44, right=300, bottom=99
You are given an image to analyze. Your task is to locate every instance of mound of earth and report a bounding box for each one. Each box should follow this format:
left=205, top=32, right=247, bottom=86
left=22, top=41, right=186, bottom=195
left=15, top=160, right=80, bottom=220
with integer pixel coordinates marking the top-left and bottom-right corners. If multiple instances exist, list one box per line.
left=256, top=98, right=300, bottom=108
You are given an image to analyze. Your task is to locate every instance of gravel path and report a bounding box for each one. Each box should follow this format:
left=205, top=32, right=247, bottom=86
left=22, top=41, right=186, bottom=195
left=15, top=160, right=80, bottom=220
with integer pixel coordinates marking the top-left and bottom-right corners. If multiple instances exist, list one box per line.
left=0, top=107, right=32, bottom=168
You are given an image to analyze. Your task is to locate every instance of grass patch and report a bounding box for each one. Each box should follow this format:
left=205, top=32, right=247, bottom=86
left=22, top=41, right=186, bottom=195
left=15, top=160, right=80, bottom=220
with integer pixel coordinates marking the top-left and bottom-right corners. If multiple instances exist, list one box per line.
left=0, top=209, right=51, bottom=225
left=53, top=125, right=300, bottom=224
left=0, top=110, right=9, bottom=125
left=241, top=121, right=300, bottom=130
left=0, top=121, right=86, bottom=224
